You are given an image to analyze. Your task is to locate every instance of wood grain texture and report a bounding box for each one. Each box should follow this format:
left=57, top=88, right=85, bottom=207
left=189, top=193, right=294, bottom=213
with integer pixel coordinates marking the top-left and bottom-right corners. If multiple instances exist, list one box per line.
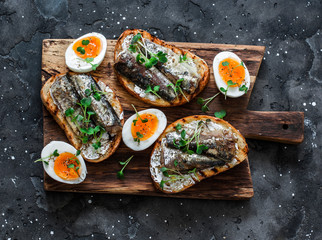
left=41, top=39, right=303, bottom=199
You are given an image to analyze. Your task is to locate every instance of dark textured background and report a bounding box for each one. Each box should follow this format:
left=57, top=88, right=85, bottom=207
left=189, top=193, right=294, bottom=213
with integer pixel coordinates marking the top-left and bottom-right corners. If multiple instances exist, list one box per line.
left=0, top=0, right=321, bottom=239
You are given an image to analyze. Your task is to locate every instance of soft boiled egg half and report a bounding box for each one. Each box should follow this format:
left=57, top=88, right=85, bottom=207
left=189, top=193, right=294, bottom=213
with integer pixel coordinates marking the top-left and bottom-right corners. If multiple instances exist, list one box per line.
left=122, top=108, right=167, bottom=151
left=65, top=32, right=107, bottom=73
left=213, top=51, right=250, bottom=98
left=41, top=141, right=87, bottom=184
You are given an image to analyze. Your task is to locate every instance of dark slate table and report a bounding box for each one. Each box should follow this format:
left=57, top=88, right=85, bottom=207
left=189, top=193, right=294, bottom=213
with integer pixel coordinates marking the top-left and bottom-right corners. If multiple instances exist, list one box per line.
left=0, top=1, right=321, bottom=239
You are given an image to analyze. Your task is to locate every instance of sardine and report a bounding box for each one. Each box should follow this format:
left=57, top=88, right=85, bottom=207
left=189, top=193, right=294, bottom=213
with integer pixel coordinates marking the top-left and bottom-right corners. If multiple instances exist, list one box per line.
left=165, top=130, right=237, bottom=161
left=142, top=39, right=200, bottom=94
left=114, top=51, right=176, bottom=102
left=50, top=75, right=84, bottom=136
left=160, top=140, right=226, bottom=172
left=68, top=73, right=122, bottom=134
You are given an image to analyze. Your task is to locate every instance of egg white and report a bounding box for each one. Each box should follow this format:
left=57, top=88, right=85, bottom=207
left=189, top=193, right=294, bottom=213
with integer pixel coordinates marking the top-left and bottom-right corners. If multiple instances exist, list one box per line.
left=65, top=32, right=107, bottom=73
left=213, top=51, right=250, bottom=98
left=122, top=109, right=167, bottom=151
left=41, top=141, right=87, bottom=184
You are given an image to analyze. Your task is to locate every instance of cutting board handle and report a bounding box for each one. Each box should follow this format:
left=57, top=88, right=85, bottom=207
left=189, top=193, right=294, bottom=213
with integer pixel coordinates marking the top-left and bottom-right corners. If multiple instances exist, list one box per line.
left=228, top=111, right=304, bottom=144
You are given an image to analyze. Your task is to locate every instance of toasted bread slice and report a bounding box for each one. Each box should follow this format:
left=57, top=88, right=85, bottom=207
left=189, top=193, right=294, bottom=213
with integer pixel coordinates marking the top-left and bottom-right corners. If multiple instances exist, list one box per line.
left=114, top=29, right=210, bottom=107
left=150, top=115, right=249, bottom=193
left=41, top=73, right=124, bottom=163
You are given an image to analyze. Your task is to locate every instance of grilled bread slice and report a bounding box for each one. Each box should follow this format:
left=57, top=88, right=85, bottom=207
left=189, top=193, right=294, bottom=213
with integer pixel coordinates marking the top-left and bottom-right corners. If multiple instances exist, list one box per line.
left=114, top=29, right=210, bottom=107
left=150, top=115, right=248, bottom=193
left=41, top=73, right=124, bottom=163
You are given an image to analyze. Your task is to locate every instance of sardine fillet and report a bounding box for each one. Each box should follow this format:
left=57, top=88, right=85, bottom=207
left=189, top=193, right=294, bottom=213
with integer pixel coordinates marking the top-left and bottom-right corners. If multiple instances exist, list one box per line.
left=114, top=52, right=176, bottom=101
left=68, top=73, right=122, bottom=134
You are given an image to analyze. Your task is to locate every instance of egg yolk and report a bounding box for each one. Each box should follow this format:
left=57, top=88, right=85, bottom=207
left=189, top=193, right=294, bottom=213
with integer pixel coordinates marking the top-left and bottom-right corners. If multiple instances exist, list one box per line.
left=131, top=113, right=159, bottom=141
left=54, top=152, right=81, bottom=180
left=219, top=58, right=245, bottom=86
left=72, top=36, right=102, bottom=59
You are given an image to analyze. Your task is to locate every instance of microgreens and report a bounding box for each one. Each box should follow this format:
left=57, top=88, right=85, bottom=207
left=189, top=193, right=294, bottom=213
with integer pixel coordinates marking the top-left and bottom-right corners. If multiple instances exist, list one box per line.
left=92, top=125, right=106, bottom=150
left=68, top=164, right=75, bottom=169
left=77, top=57, right=99, bottom=71
left=222, top=61, right=229, bottom=66
left=173, top=121, right=208, bottom=155
left=85, top=58, right=99, bottom=71
left=214, top=110, right=226, bottom=119
left=145, top=85, right=161, bottom=98
left=131, top=104, right=148, bottom=126
left=197, top=92, right=220, bottom=112
left=221, top=60, right=246, bottom=97
left=134, top=132, right=144, bottom=144
left=77, top=47, right=85, bottom=55
left=65, top=92, right=106, bottom=150
left=67, top=159, right=81, bottom=178
left=188, top=168, right=199, bottom=180
left=159, top=166, right=200, bottom=189
left=221, top=61, right=245, bottom=76
left=174, top=160, right=179, bottom=167
left=128, top=33, right=168, bottom=69
left=220, top=80, right=237, bottom=100
left=179, top=53, right=188, bottom=63
left=175, top=123, right=182, bottom=131
left=85, top=84, right=107, bottom=101
left=34, top=149, right=59, bottom=165
left=167, top=78, right=189, bottom=102
left=239, top=85, right=248, bottom=93
left=82, top=39, right=90, bottom=46
left=131, top=33, right=142, bottom=44
left=117, top=155, right=134, bottom=179
left=65, top=108, right=75, bottom=117
left=76, top=150, right=81, bottom=156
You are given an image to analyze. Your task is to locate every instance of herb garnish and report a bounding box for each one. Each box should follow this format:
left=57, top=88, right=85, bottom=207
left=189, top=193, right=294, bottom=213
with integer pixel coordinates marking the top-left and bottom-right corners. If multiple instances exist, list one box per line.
left=85, top=84, right=107, bottom=101
left=197, top=92, right=220, bottom=112
left=221, top=60, right=248, bottom=96
left=173, top=121, right=208, bottom=155
left=67, top=157, right=81, bottom=178
left=65, top=90, right=106, bottom=150
left=179, top=53, right=188, bottom=63
left=85, top=58, right=99, bottom=71
left=214, top=110, right=226, bottom=119
left=134, top=132, right=144, bottom=144
left=239, top=85, right=248, bottom=93
left=159, top=166, right=200, bottom=190
left=174, top=160, right=179, bottom=167
left=220, top=80, right=237, bottom=100
left=131, top=104, right=148, bottom=126
left=222, top=60, right=245, bottom=76
left=77, top=47, right=85, bottom=55
left=82, top=39, right=90, bottom=46
left=117, top=155, right=134, bottom=179
left=175, top=123, right=182, bottom=131
left=128, top=33, right=168, bottom=69
left=167, top=78, right=189, bottom=102
left=145, top=85, right=161, bottom=98
left=34, top=149, right=59, bottom=165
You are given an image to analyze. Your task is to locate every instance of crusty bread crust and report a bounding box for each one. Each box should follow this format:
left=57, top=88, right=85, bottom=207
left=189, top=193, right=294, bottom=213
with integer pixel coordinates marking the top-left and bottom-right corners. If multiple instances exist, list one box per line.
left=41, top=73, right=124, bottom=163
left=113, top=29, right=210, bottom=107
left=150, top=115, right=249, bottom=193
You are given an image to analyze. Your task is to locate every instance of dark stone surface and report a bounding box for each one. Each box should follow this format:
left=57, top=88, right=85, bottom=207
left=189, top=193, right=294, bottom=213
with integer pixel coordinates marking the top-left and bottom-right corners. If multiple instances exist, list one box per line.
left=0, top=0, right=321, bottom=239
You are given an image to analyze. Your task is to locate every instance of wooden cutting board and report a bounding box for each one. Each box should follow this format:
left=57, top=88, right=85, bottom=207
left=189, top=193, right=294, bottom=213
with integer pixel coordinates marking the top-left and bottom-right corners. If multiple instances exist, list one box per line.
left=41, top=39, right=304, bottom=200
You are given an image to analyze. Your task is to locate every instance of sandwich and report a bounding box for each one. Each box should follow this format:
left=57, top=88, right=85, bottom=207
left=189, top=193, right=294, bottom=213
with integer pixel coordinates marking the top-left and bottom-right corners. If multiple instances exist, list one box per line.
left=41, top=73, right=123, bottom=162
left=150, top=115, right=248, bottom=193
left=114, top=29, right=210, bottom=107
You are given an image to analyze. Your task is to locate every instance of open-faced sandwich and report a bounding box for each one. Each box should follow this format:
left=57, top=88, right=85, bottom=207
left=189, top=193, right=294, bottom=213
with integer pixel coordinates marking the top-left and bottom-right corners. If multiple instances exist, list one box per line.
left=41, top=73, right=124, bottom=163
left=114, top=29, right=210, bottom=107
left=150, top=115, right=248, bottom=193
